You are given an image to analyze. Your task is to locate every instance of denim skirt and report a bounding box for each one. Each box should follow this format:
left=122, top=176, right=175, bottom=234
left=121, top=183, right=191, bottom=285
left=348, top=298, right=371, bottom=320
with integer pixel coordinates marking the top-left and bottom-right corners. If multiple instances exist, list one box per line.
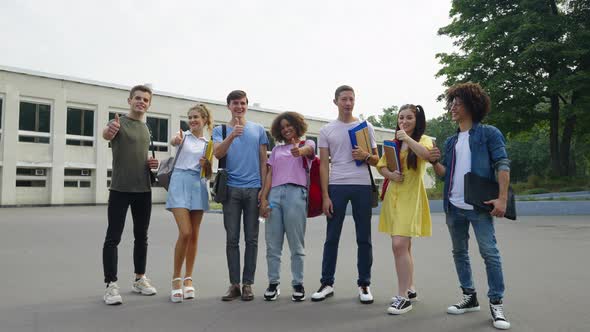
left=166, top=169, right=209, bottom=211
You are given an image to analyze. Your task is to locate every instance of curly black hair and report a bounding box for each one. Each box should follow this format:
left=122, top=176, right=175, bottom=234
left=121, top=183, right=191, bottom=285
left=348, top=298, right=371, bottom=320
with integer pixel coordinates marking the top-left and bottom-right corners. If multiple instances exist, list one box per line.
left=445, top=82, right=491, bottom=123
left=270, top=112, right=308, bottom=143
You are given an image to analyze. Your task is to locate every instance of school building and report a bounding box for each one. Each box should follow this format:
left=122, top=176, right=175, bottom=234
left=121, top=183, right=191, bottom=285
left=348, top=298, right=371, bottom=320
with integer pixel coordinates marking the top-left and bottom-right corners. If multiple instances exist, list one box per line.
left=0, top=66, right=434, bottom=206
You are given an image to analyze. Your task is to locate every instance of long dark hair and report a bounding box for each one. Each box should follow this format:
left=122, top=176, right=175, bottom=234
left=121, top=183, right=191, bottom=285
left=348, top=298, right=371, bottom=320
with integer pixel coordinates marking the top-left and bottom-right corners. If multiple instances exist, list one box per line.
left=396, top=104, right=426, bottom=170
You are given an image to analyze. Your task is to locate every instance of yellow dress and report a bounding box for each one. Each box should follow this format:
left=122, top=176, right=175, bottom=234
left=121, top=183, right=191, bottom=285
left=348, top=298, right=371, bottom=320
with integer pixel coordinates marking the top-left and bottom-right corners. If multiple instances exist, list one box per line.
left=377, top=135, right=433, bottom=237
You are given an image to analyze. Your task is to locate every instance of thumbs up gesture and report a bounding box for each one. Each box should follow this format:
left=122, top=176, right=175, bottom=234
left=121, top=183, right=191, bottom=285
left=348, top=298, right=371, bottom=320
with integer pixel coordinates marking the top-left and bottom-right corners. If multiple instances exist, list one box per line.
left=173, top=129, right=184, bottom=146
left=105, top=113, right=121, bottom=140
left=290, top=137, right=302, bottom=157
left=231, top=117, right=244, bottom=138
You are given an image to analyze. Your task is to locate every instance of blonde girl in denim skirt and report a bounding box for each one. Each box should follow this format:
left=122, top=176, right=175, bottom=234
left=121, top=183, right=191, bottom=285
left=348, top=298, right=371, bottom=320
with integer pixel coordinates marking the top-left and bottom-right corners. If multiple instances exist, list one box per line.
left=167, top=104, right=213, bottom=303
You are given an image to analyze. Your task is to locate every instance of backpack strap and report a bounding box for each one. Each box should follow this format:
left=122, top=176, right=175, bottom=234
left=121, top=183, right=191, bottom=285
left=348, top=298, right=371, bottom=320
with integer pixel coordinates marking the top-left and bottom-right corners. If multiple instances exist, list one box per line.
left=218, top=124, right=227, bottom=169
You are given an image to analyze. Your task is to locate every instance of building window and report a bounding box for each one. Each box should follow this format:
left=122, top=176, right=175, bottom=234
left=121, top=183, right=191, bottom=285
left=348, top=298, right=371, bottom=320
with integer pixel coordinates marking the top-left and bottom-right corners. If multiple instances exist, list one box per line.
left=64, top=169, right=93, bottom=188
left=16, top=180, right=46, bottom=187
left=377, top=144, right=383, bottom=156
left=146, top=116, right=168, bottom=152
left=266, top=131, right=275, bottom=150
left=306, top=135, right=318, bottom=154
left=180, top=120, right=189, bottom=131
left=66, top=107, right=94, bottom=146
left=19, top=101, right=51, bottom=143
left=64, top=169, right=92, bottom=176
left=16, top=167, right=47, bottom=187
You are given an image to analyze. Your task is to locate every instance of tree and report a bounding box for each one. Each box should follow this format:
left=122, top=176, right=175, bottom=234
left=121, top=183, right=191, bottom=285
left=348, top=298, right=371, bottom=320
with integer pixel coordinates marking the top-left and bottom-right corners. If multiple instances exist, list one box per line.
left=436, top=0, right=590, bottom=176
left=366, top=106, right=398, bottom=129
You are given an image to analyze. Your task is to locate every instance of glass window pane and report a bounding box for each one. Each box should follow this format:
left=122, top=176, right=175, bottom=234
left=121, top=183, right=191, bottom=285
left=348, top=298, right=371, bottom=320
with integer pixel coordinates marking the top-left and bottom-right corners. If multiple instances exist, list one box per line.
left=19, top=102, right=36, bottom=131
left=67, top=108, right=82, bottom=135
left=83, top=110, right=94, bottom=136
left=0, top=99, right=3, bottom=129
left=64, top=181, right=78, bottom=187
left=19, top=136, right=35, bottom=142
left=38, top=108, right=51, bottom=133
left=158, top=119, right=168, bottom=142
left=146, top=117, right=157, bottom=138
left=180, top=120, right=189, bottom=131
left=79, top=181, right=91, bottom=188
left=66, top=139, right=82, bottom=145
left=64, top=169, right=81, bottom=176
left=38, top=137, right=50, bottom=144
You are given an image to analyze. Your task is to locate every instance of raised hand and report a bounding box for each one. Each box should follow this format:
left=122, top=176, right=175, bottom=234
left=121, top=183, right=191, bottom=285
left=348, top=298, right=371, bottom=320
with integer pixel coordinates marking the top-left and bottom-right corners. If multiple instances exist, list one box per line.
left=106, top=113, right=121, bottom=139
left=396, top=129, right=409, bottom=141
left=173, top=129, right=184, bottom=146
left=290, top=137, right=301, bottom=157
left=232, top=117, right=244, bottom=138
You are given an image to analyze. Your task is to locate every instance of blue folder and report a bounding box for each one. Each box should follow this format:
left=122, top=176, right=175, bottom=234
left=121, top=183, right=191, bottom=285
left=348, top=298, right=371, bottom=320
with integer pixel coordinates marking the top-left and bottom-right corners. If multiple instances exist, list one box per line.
left=348, top=121, right=371, bottom=166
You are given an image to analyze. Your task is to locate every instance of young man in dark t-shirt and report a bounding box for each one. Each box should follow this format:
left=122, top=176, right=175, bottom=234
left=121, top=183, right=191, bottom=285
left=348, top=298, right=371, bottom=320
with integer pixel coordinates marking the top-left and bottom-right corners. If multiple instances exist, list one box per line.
left=101, top=85, right=159, bottom=305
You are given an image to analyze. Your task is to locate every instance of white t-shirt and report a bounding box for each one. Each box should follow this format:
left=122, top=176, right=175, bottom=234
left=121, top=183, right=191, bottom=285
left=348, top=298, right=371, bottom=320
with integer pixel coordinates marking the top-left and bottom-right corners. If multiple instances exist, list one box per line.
left=174, top=131, right=207, bottom=171
left=318, top=120, right=377, bottom=185
left=450, top=131, right=473, bottom=210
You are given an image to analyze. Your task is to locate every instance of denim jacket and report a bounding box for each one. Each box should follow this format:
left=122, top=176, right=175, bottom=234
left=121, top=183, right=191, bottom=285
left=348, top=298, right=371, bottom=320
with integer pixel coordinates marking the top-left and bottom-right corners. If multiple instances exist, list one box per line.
left=442, top=122, right=510, bottom=213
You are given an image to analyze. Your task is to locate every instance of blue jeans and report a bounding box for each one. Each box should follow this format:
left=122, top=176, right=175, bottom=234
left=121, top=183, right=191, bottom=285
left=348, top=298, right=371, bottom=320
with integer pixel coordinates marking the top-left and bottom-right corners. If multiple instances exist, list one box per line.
left=265, top=184, right=307, bottom=286
left=321, top=185, right=373, bottom=287
left=446, top=204, right=505, bottom=301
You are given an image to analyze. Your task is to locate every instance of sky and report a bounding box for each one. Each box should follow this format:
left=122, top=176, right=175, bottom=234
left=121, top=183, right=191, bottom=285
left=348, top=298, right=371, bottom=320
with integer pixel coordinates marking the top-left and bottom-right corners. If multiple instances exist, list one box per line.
left=0, top=0, right=455, bottom=122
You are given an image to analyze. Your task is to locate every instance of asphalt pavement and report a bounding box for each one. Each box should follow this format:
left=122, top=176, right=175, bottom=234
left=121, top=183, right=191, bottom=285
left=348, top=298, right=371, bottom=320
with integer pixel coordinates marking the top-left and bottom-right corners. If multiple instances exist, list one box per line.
left=0, top=205, right=588, bottom=332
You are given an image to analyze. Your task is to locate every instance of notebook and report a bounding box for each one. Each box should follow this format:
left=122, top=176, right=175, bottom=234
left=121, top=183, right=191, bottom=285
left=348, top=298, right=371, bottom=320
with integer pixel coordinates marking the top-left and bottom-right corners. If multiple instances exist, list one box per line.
left=464, top=172, right=517, bottom=220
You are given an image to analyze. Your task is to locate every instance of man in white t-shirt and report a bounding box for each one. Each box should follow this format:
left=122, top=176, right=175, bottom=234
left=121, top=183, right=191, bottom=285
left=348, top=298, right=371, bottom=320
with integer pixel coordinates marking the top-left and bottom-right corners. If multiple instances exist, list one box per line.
left=311, top=85, right=379, bottom=304
left=429, top=82, right=511, bottom=330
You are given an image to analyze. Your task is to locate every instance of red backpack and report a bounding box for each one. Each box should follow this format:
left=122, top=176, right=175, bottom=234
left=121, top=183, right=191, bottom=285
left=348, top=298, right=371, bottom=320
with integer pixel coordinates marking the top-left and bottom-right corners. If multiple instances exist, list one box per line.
left=300, top=141, right=323, bottom=218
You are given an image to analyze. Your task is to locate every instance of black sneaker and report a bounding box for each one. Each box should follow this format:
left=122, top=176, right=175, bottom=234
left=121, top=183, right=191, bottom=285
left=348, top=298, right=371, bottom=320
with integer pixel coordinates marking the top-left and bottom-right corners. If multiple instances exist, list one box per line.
left=407, top=289, right=418, bottom=302
left=387, top=296, right=412, bottom=315
left=490, top=300, right=511, bottom=330
left=292, top=284, right=306, bottom=302
left=263, top=283, right=280, bottom=301
left=447, top=290, right=480, bottom=314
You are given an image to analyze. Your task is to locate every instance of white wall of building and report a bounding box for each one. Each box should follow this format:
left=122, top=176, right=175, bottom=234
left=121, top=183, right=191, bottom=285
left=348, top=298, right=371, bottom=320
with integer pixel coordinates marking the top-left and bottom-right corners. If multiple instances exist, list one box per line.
left=0, top=66, right=433, bottom=206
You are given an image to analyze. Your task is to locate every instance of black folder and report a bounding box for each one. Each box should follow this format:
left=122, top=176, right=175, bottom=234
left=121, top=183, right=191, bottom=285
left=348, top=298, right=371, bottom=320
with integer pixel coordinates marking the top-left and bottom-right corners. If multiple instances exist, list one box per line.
left=464, top=172, right=517, bottom=220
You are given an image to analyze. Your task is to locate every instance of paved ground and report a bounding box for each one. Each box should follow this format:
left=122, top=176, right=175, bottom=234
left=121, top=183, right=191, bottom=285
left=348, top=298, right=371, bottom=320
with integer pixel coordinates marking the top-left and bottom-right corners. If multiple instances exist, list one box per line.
left=0, top=205, right=589, bottom=332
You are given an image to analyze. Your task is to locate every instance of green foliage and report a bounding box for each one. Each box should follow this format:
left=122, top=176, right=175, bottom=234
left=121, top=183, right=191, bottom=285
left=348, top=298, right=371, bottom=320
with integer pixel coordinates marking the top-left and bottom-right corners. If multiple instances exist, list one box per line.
left=437, top=0, right=590, bottom=176
left=366, top=106, right=399, bottom=129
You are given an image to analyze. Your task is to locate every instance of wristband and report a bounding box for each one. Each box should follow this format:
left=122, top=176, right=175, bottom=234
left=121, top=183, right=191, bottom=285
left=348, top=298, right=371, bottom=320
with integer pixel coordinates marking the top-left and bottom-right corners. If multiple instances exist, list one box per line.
left=364, top=154, right=371, bottom=162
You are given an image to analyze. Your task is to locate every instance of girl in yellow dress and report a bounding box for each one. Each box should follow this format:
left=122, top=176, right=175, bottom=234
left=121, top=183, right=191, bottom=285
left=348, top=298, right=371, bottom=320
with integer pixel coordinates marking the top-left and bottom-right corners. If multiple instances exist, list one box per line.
left=377, top=104, right=433, bottom=315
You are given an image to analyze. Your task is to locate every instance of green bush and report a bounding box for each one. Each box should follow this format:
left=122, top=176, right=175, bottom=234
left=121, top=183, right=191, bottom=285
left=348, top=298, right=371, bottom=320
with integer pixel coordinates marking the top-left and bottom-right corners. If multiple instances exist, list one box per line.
left=558, top=187, right=586, bottom=193
left=521, top=188, right=551, bottom=195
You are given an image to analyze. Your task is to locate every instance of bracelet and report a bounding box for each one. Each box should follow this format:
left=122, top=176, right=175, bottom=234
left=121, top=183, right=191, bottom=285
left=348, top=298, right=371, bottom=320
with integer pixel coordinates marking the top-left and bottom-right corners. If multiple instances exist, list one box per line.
left=364, top=154, right=371, bottom=162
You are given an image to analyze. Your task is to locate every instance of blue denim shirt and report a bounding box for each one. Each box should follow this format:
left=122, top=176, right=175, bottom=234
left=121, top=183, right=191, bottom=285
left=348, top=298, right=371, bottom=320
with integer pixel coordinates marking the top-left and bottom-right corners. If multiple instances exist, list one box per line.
left=442, top=122, right=510, bottom=213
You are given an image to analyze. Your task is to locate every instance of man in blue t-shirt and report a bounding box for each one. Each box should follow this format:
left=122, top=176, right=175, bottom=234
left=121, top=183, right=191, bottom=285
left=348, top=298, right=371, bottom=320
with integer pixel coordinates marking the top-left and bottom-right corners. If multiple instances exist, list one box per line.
left=213, top=90, right=269, bottom=302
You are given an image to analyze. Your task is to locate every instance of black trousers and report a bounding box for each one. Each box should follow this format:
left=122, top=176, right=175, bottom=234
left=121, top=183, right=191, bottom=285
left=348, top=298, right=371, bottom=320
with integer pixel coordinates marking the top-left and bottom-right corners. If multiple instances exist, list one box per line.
left=103, top=190, right=152, bottom=283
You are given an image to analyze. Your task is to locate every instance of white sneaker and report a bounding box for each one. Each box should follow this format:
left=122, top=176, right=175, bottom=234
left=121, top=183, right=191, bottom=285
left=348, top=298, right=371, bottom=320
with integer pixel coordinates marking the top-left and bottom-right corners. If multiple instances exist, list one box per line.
left=311, top=284, right=334, bottom=302
left=358, top=286, right=374, bottom=304
left=132, top=276, right=157, bottom=295
left=104, top=282, right=123, bottom=305
left=490, top=301, right=511, bottom=330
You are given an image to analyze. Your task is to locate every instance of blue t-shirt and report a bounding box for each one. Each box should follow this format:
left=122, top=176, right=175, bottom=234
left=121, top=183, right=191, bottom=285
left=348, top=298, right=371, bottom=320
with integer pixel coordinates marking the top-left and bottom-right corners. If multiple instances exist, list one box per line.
left=212, top=122, right=269, bottom=188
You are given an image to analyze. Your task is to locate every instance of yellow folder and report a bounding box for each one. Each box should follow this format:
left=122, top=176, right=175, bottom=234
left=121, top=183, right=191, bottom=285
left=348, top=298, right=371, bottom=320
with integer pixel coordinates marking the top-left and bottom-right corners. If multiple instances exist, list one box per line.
left=201, top=140, right=214, bottom=178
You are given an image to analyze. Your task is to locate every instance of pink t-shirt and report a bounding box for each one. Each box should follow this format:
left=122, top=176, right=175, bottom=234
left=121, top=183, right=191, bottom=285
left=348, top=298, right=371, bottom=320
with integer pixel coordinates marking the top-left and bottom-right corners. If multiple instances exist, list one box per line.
left=267, top=140, right=316, bottom=188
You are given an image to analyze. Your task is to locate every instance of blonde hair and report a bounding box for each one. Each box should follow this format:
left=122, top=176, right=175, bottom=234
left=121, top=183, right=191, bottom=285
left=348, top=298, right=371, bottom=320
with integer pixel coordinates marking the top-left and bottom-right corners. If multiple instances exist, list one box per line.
left=188, top=104, right=213, bottom=132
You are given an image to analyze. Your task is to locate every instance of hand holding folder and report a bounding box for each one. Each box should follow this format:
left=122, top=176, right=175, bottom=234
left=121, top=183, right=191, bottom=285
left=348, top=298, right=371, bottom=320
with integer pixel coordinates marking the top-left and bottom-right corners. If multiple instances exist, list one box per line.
left=464, top=172, right=517, bottom=220
left=383, top=139, right=402, bottom=173
left=348, top=121, right=373, bottom=166
left=201, top=140, right=214, bottom=178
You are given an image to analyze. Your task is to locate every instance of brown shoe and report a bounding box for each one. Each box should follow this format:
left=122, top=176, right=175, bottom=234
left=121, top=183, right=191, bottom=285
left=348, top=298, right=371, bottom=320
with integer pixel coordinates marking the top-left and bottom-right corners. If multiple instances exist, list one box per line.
left=241, top=284, right=254, bottom=301
left=221, top=284, right=241, bottom=301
